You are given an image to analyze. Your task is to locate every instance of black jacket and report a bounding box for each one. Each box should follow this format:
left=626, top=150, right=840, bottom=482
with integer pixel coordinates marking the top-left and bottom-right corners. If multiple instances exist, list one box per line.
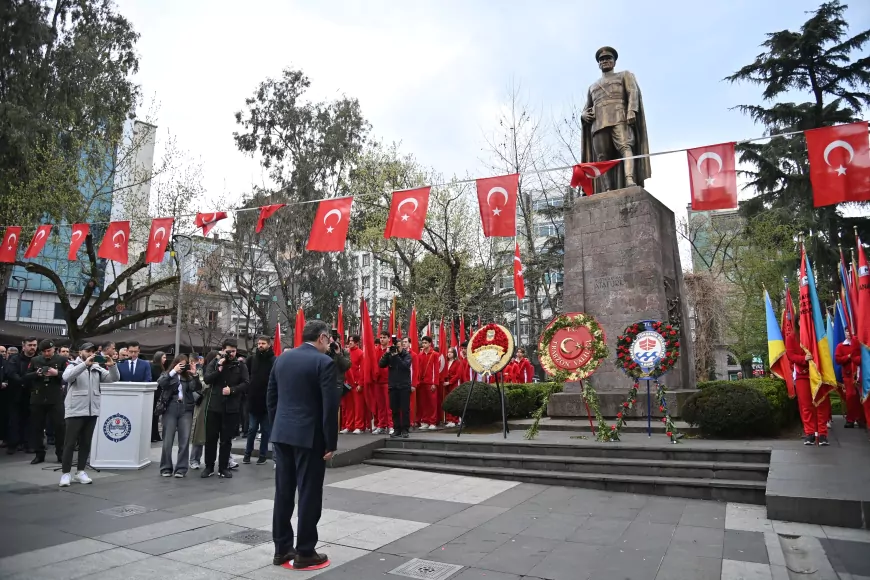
left=327, top=346, right=351, bottom=388
left=379, top=349, right=413, bottom=391
left=246, top=349, right=276, bottom=415
left=268, top=344, right=339, bottom=452
left=158, top=371, right=203, bottom=413
left=25, top=354, right=67, bottom=405
left=5, top=353, right=33, bottom=401
left=203, top=356, right=249, bottom=414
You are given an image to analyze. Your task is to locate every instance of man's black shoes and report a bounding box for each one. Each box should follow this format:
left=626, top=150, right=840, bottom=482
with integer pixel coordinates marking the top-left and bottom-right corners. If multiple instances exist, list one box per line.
left=293, top=552, right=328, bottom=569
left=256, top=456, right=268, bottom=465
left=31, top=455, right=45, bottom=465
left=219, top=469, right=233, bottom=478
left=803, top=435, right=816, bottom=445
left=200, top=468, right=215, bottom=478
left=242, top=454, right=251, bottom=464
left=818, top=435, right=830, bottom=446
left=273, top=549, right=298, bottom=566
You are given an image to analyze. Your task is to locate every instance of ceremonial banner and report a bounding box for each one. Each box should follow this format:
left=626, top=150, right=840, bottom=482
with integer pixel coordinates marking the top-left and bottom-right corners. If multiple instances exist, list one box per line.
left=799, top=246, right=837, bottom=402
left=68, top=224, right=89, bottom=261
left=476, top=173, right=518, bottom=237
left=24, top=225, right=52, bottom=259
left=384, top=187, right=430, bottom=240
left=856, top=239, right=870, bottom=400
left=273, top=323, right=282, bottom=356
left=98, top=221, right=130, bottom=264
left=293, top=307, right=305, bottom=348
left=0, top=227, right=21, bottom=263
left=194, top=212, right=228, bottom=237
left=306, top=197, right=353, bottom=252
left=256, top=204, right=286, bottom=233
left=145, top=217, right=174, bottom=264
left=687, top=142, right=738, bottom=210
left=513, top=241, right=525, bottom=300
left=806, top=121, right=870, bottom=207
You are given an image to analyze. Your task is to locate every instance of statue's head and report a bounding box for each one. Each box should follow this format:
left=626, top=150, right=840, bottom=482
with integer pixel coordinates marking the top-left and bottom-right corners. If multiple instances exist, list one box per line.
left=595, top=46, right=618, bottom=72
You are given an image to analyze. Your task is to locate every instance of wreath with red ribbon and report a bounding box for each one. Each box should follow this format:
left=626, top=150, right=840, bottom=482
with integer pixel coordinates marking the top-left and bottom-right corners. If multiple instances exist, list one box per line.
left=615, top=320, right=681, bottom=379
left=471, top=323, right=510, bottom=351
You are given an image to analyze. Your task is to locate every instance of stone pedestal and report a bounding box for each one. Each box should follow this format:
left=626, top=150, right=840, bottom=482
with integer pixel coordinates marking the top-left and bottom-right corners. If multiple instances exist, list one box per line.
left=548, top=186, right=695, bottom=417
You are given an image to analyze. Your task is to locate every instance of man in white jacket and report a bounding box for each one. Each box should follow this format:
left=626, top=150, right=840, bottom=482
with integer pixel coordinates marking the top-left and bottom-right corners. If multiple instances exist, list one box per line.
left=60, top=342, right=119, bottom=487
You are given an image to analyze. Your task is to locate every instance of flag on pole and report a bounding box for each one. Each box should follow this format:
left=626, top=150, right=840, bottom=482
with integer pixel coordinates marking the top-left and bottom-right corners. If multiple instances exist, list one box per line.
left=409, top=307, right=419, bottom=353
left=273, top=323, right=282, bottom=356
left=337, top=303, right=345, bottom=348
left=450, top=320, right=457, bottom=350
left=359, top=297, right=375, bottom=389
left=799, top=245, right=837, bottom=402
left=855, top=238, right=870, bottom=401
left=389, top=296, right=396, bottom=336
left=439, top=317, right=447, bottom=352
left=765, top=289, right=794, bottom=397
left=828, top=309, right=844, bottom=386
left=459, top=317, right=466, bottom=344
left=294, top=308, right=305, bottom=348
left=840, top=248, right=855, bottom=334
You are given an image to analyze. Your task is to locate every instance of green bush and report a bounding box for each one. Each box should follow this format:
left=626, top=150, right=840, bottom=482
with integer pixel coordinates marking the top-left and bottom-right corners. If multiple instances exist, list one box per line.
left=683, top=383, right=775, bottom=437
left=829, top=390, right=843, bottom=416
left=698, top=378, right=798, bottom=430
left=443, top=382, right=563, bottom=425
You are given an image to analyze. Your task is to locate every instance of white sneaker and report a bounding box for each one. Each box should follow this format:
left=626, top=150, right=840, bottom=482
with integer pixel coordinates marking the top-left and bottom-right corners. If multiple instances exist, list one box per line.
left=59, top=473, right=71, bottom=487
left=340, top=429, right=350, bottom=434
left=352, top=429, right=362, bottom=434
left=445, top=422, right=456, bottom=428
left=190, top=461, right=200, bottom=470
left=428, top=424, right=438, bottom=430
left=389, top=428, right=395, bottom=435
left=420, top=423, right=430, bottom=429
left=228, top=457, right=239, bottom=469
left=74, top=471, right=92, bottom=484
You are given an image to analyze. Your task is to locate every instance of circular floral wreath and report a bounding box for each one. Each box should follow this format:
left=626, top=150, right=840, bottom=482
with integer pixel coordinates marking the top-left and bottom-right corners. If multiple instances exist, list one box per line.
left=467, top=323, right=513, bottom=374
left=615, top=320, right=681, bottom=379
left=538, top=313, right=608, bottom=381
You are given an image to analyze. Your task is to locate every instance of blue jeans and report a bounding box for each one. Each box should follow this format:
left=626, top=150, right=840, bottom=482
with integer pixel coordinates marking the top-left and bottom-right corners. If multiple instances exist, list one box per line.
left=245, top=411, right=271, bottom=457
left=160, top=400, right=192, bottom=475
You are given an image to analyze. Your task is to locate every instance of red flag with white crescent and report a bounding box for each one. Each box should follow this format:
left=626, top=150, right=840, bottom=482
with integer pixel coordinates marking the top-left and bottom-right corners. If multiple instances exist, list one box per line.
left=69, top=223, right=90, bottom=261
left=687, top=142, right=738, bottom=210
left=0, top=227, right=21, bottom=264
left=570, top=160, right=621, bottom=195
left=805, top=121, right=870, bottom=207
left=256, top=204, right=286, bottom=233
left=273, top=323, right=282, bottom=356
left=337, top=303, right=345, bottom=348
left=98, top=221, right=130, bottom=264
left=476, top=173, right=518, bottom=237
left=194, top=212, right=228, bottom=237
left=146, top=217, right=174, bottom=264
left=384, top=187, right=430, bottom=240
left=24, top=225, right=52, bottom=259
left=307, top=197, right=353, bottom=252
left=513, top=241, right=526, bottom=300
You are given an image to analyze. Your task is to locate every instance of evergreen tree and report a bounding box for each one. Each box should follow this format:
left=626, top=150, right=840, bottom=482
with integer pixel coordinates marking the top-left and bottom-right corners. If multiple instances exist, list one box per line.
left=726, top=0, right=870, bottom=283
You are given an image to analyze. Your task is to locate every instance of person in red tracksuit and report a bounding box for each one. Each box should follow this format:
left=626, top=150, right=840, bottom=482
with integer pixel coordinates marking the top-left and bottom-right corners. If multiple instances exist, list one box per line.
left=504, top=358, right=518, bottom=383
left=345, top=336, right=366, bottom=434
left=373, top=332, right=392, bottom=434
left=514, top=348, right=534, bottom=383
left=786, top=334, right=832, bottom=445
left=417, top=336, right=441, bottom=430
left=835, top=332, right=863, bottom=428
left=441, top=347, right=462, bottom=427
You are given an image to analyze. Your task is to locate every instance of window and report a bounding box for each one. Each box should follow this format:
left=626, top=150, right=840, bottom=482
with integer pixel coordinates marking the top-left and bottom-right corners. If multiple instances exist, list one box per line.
left=379, top=299, right=389, bottom=313
left=544, top=272, right=564, bottom=284
left=380, top=276, right=389, bottom=290
left=520, top=322, right=531, bottom=337
left=536, top=222, right=564, bottom=238
left=503, top=298, right=517, bottom=311
left=53, top=302, right=66, bottom=320
left=350, top=256, right=358, bottom=269
left=500, top=276, right=513, bottom=289
left=19, top=300, right=33, bottom=318
left=726, top=354, right=737, bottom=366
left=362, top=276, right=370, bottom=289
left=362, top=254, right=370, bottom=267
left=532, top=197, right=564, bottom=211
left=207, top=310, right=218, bottom=327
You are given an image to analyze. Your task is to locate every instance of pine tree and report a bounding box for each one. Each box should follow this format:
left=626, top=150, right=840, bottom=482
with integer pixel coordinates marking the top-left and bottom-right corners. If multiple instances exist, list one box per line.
left=725, top=0, right=870, bottom=283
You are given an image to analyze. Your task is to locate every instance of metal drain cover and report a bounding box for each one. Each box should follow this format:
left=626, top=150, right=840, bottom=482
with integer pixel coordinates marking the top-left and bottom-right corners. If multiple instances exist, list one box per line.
left=99, top=505, right=150, bottom=518
left=389, top=559, right=463, bottom=580
left=222, top=529, right=273, bottom=546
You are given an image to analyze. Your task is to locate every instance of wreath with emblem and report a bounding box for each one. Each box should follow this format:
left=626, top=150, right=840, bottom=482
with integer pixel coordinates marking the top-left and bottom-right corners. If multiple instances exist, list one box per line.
left=538, top=313, right=608, bottom=382
left=615, top=320, right=681, bottom=379
left=467, top=323, right=513, bottom=375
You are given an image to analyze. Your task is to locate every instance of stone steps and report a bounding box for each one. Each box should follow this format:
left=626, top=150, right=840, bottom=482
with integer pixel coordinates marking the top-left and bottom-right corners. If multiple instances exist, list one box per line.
left=507, top=417, right=700, bottom=436
left=365, top=438, right=770, bottom=504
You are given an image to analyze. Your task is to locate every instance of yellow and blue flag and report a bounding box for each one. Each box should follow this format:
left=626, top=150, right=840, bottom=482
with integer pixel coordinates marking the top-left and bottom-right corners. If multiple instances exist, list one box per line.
left=765, top=290, right=794, bottom=397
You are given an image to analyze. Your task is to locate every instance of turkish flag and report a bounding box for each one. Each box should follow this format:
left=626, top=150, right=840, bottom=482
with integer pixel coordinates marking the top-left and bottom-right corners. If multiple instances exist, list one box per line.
left=194, top=212, right=228, bottom=237
left=384, top=187, right=430, bottom=240
left=306, top=197, right=353, bottom=252
left=98, top=221, right=130, bottom=264
left=806, top=121, right=870, bottom=207
left=256, top=204, right=286, bottom=233
left=687, top=142, right=738, bottom=210
left=146, top=217, right=174, bottom=264
left=294, top=307, right=305, bottom=348
left=476, top=173, right=518, bottom=237
left=24, top=225, right=52, bottom=259
left=273, top=322, right=282, bottom=356
left=337, top=303, right=345, bottom=348
left=514, top=241, right=525, bottom=300
left=570, top=160, right=621, bottom=195
left=0, top=227, right=22, bottom=263
left=69, top=224, right=90, bottom=261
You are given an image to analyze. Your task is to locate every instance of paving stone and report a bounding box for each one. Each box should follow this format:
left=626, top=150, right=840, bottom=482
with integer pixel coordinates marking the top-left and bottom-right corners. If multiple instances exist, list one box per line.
left=569, top=517, right=632, bottom=546
left=476, top=534, right=561, bottom=575
left=55, top=505, right=184, bottom=538
left=0, top=521, right=83, bottom=559
left=191, top=499, right=274, bottom=522
left=679, top=500, right=726, bottom=529
left=522, top=514, right=586, bottom=541
left=0, top=538, right=114, bottom=576
left=479, top=510, right=542, bottom=535
left=764, top=531, right=786, bottom=567
left=587, top=545, right=664, bottom=580
left=2, top=547, right=149, bottom=580
left=125, top=522, right=247, bottom=555
left=618, top=521, right=676, bottom=551
left=725, top=502, right=773, bottom=533
left=666, top=525, right=724, bottom=559
left=200, top=543, right=275, bottom=575
left=437, top=505, right=508, bottom=528
left=635, top=497, right=687, bottom=525
left=427, top=528, right=514, bottom=567
left=226, top=510, right=274, bottom=529
left=823, top=538, right=870, bottom=576
left=450, top=569, right=523, bottom=580
left=822, top=525, right=870, bottom=543
left=311, top=551, right=408, bottom=579
left=724, top=529, right=768, bottom=564
left=528, top=541, right=601, bottom=580
left=84, top=555, right=236, bottom=580
left=94, top=516, right=213, bottom=546
left=655, top=553, right=721, bottom=580
left=478, top=483, right=547, bottom=508
left=379, top=524, right=471, bottom=558
left=720, top=559, right=772, bottom=580
left=160, top=539, right=251, bottom=564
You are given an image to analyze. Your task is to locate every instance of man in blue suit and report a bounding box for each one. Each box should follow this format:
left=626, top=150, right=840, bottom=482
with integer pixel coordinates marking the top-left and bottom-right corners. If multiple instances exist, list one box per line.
left=117, top=341, right=152, bottom=382
left=268, top=320, right=340, bottom=569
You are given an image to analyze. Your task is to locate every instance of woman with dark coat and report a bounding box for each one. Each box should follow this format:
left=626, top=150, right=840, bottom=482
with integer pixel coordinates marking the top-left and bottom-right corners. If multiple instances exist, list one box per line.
left=150, top=351, right=167, bottom=442
left=157, top=354, right=202, bottom=477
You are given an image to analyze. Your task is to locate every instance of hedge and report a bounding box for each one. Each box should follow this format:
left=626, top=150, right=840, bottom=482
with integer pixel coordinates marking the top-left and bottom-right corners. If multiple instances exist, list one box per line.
left=683, top=383, right=775, bottom=437
left=443, top=382, right=563, bottom=426
left=697, top=378, right=798, bottom=431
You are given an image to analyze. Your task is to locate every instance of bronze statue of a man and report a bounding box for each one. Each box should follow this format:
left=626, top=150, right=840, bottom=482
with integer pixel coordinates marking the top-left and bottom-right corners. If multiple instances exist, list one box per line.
left=581, top=46, right=651, bottom=193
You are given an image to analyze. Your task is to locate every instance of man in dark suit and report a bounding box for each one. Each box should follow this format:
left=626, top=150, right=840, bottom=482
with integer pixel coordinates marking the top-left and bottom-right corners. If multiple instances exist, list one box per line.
left=117, top=341, right=152, bottom=382
left=267, top=320, right=340, bottom=569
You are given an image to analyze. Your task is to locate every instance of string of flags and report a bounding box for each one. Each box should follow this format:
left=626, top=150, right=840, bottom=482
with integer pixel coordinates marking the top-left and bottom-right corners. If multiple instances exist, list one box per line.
left=1, top=121, right=868, bottom=267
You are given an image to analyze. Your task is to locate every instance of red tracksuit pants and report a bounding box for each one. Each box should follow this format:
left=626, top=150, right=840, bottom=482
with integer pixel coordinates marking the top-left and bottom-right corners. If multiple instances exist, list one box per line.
left=795, top=377, right=832, bottom=436
left=843, top=377, right=863, bottom=424
left=419, top=383, right=439, bottom=426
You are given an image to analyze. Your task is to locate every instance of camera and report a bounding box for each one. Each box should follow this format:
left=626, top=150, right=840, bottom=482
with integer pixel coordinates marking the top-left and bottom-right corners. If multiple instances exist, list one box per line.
left=180, top=363, right=189, bottom=372
left=391, top=335, right=398, bottom=346
left=331, top=330, right=340, bottom=342
left=329, top=341, right=339, bottom=353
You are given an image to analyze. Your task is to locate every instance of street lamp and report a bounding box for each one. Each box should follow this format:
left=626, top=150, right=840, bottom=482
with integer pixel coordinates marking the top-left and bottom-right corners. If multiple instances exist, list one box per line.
left=11, top=275, right=26, bottom=322
left=172, top=235, right=193, bottom=355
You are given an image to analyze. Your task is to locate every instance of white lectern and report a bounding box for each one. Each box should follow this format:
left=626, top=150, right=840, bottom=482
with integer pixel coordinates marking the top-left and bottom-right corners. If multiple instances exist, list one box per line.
left=90, top=382, right=157, bottom=470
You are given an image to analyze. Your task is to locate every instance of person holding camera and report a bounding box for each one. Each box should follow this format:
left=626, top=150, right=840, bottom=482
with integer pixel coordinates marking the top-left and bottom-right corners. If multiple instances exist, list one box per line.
left=60, top=342, right=119, bottom=486
left=202, top=338, right=249, bottom=478
left=25, top=340, right=67, bottom=464
left=379, top=335, right=412, bottom=438
left=157, top=355, right=202, bottom=477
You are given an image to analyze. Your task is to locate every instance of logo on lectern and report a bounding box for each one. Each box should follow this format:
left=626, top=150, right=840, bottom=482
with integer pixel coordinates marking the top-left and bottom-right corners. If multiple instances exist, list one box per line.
left=103, top=413, right=132, bottom=442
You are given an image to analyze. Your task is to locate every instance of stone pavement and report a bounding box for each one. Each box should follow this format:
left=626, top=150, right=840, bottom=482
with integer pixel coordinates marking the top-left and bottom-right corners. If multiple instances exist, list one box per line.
left=0, top=439, right=868, bottom=580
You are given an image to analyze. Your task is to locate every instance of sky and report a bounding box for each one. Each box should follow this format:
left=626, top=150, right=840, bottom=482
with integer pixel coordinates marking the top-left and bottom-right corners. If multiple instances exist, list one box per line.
left=116, top=0, right=870, bottom=228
